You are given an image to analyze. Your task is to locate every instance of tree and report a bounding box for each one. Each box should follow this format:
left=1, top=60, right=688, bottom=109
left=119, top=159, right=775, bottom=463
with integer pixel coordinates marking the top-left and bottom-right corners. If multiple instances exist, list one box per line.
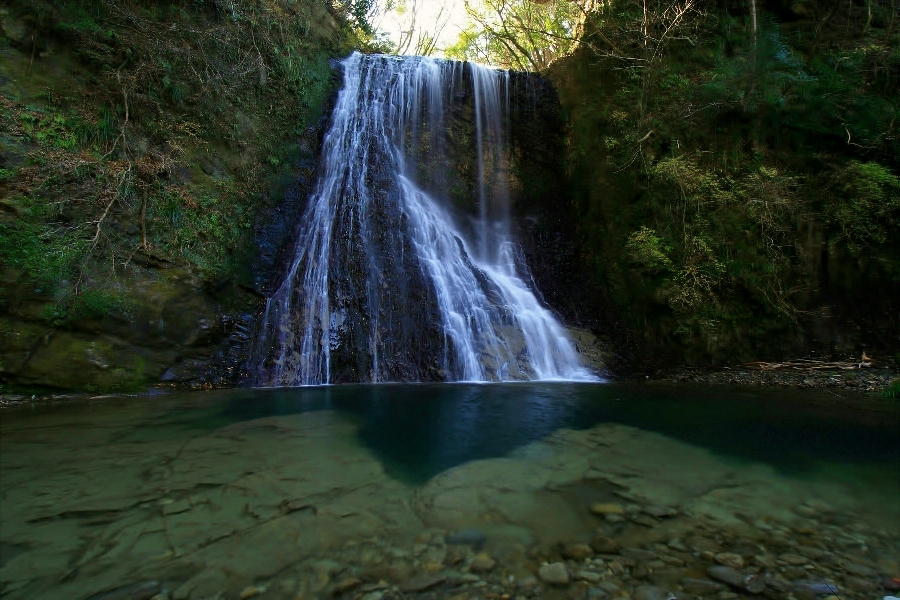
left=446, top=0, right=601, bottom=71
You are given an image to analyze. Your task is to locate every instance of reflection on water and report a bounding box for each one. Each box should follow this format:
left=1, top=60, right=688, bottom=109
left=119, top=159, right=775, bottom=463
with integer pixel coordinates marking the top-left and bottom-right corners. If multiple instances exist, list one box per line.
left=1, top=383, right=898, bottom=600
left=214, top=383, right=899, bottom=483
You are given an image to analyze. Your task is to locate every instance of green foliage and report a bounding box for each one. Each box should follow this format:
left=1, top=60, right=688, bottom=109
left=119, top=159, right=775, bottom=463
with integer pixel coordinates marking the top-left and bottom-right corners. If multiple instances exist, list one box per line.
left=19, top=111, right=79, bottom=150
left=828, top=161, right=900, bottom=253
left=447, top=0, right=592, bottom=70
left=651, top=156, right=735, bottom=206
left=882, top=378, right=900, bottom=401
left=0, top=217, right=86, bottom=290
left=149, top=179, right=253, bottom=277
left=625, top=226, right=671, bottom=272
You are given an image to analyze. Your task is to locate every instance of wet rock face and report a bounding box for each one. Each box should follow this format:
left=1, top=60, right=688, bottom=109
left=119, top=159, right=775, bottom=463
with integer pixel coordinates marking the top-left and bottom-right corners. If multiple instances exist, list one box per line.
left=0, top=266, right=252, bottom=391
left=248, top=55, right=591, bottom=386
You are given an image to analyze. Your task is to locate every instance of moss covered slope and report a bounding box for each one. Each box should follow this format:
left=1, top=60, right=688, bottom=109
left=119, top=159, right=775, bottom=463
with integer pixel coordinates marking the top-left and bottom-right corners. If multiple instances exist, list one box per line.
left=0, top=0, right=358, bottom=392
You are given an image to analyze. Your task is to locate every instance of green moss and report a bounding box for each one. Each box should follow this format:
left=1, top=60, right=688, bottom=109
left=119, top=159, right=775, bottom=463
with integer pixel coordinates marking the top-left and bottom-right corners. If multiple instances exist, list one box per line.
left=0, top=218, right=86, bottom=290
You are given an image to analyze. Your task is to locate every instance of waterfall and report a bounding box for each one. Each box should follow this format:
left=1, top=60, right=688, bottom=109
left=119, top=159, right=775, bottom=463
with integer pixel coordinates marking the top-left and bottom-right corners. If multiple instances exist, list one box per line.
left=251, top=52, right=595, bottom=386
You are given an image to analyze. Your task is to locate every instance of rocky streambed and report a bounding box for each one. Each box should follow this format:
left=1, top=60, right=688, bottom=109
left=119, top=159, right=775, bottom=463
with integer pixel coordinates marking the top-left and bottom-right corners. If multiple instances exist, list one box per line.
left=3, top=400, right=898, bottom=600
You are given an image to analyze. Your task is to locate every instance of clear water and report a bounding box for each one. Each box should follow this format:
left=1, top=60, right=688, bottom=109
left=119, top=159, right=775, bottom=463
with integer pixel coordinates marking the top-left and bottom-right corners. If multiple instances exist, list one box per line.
left=1, top=384, right=898, bottom=599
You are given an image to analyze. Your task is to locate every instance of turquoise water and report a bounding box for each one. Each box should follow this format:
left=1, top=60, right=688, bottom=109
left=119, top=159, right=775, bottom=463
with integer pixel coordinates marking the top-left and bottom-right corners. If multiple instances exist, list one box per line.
left=1, top=383, right=898, bottom=599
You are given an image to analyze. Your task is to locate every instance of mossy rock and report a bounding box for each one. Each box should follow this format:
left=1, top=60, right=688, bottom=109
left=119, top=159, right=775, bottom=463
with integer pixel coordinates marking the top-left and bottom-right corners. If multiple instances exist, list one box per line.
left=16, top=331, right=162, bottom=392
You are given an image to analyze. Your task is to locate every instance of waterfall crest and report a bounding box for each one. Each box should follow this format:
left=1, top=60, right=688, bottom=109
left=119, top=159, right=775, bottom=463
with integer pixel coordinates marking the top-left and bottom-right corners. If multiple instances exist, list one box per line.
left=251, top=52, right=595, bottom=386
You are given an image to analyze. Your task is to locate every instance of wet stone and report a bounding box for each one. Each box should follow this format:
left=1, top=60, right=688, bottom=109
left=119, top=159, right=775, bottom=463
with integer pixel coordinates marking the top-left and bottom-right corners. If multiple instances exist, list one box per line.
left=446, top=529, right=487, bottom=548
left=634, top=585, right=668, bottom=600
left=681, top=577, right=726, bottom=594
left=843, top=562, right=875, bottom=576
left=622, top=548, right=657, bottom=562
left=539, top=562, right=570, bottom=585
left=590, top=533, right=620, bottom=554
left=563, top=543, right=595, bottom=560
left=469, top=553, right=496, bottom=572
left=793, top=581, right=840, bottom=596
left=400, top=573, right=446, bottom=592
left=591, top=503, right=625, bottom=516
left=714, top=552, right=744, bottom=569
left=631, top=515, right=658, bottom=527
left=239, top=586, right=265, bottom=599
left=575, top=570, right=602, bottom=583
left=780, top=553, right=809, bottom=566
left=707, top=565, right=744, bottom=589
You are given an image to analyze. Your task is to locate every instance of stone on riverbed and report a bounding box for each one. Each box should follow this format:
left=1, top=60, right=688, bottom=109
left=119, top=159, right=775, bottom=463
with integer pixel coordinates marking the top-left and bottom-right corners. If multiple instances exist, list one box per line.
left=707, top=565, right=745, bottom=588
left=714, top=552, right=744, bottom=568
left=562, top=543, right=594, bottom=560
left=446, top=529, right=487, bottom=548
left=400, top=573, right=446, bottom=592
left=469, top=553, right=496, bottom=572
left=590, top=533, right=620, bottom=554
left=633, top=584, right=669, bottom=600
left=590, top=503, right=625, bottom=515
left=681, top=577, right=726, bottom=594
left=538, top=562, right=570, bottom=585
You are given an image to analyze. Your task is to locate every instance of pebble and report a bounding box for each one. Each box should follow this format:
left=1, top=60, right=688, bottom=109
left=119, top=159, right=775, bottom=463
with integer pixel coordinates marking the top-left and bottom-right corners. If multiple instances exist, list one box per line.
left=622, top=548, right=656, bottom=562
left=563, top=543, right=594, bottom=560
left=239, top=586, right=264, bottom=599
left=630, top=515, right=658, bottom=527
left=780, top=553, right=808, bottom=565
left=633, top=585, right=668, bottom=600
left=575, top=569, right=603, bottom=583
left=538, top=562, right=570, bottom=585
left=446, top=529, right=487, bottom=547
left=469, top=553, right=496, bottom=572
left=399, top=573, right=446, bottom=593
left=681, top=577, right=726, bottom=594
left=591, top=503, right=625, bottom=515
left=707, top=565, right=744, bottom=588
left=714, top=552, right=744, bottom=568
left=591, top=533, right=620, bottom=554
left=844, top=562, right=875, bottom=576
left=793, top=581, right=840, bottom=596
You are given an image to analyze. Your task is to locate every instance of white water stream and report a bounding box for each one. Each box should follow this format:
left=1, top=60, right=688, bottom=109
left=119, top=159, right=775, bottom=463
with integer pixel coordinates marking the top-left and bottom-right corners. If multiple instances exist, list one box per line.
left=252, top=53, right=595, bottom=385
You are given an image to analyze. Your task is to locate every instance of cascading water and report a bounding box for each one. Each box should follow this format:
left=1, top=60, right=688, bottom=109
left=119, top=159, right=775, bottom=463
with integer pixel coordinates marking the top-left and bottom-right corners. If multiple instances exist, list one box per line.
left=251, top=52, right=596, bottom=386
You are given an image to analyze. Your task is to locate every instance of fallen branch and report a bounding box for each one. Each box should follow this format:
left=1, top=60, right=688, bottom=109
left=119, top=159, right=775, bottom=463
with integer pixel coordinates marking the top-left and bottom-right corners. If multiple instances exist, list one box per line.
left=743, top=353, right=873, bottom=371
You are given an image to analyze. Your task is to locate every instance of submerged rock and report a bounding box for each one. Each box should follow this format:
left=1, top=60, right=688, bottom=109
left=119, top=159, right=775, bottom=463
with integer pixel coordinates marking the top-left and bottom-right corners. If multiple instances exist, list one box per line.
left=714, top=552, right=744, bottom=568
left=590, top=502, right=625, bottom=516
left=400, top=573, right=446, bottom=593
left=562, top=543, right=594, bottom=560
left=707, top=565, right=744, bottom=588
left=446, top=529, right=487, bottom=548
left=633, top=585, right=669, bottom=600
left=681, top=577, right=726, bottom=594
left=589, top=533, right=620, bottom=554
left=469, top=552, right=496, bottom=572
left=538, top=562, right=570, bottom=585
